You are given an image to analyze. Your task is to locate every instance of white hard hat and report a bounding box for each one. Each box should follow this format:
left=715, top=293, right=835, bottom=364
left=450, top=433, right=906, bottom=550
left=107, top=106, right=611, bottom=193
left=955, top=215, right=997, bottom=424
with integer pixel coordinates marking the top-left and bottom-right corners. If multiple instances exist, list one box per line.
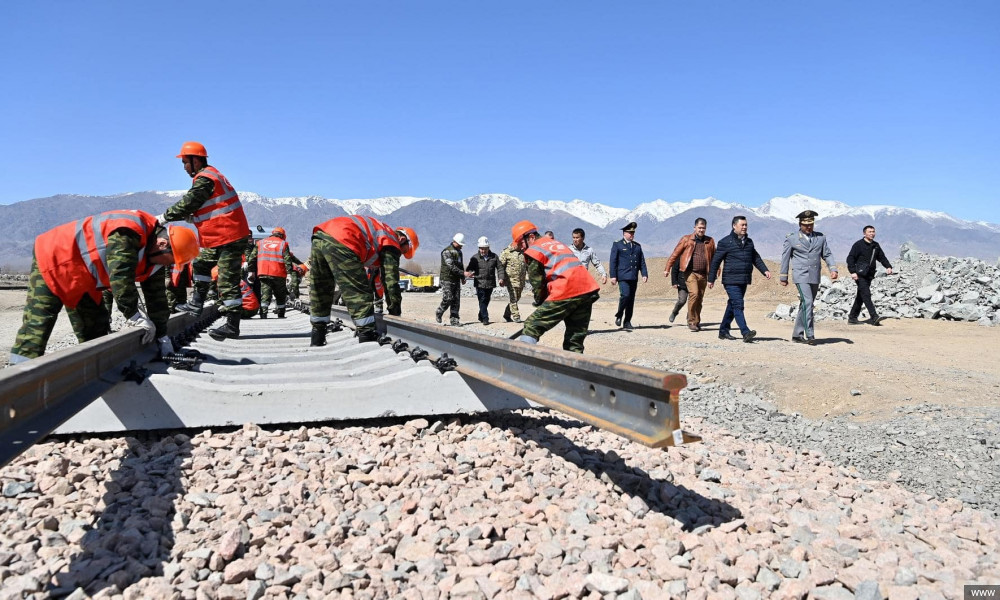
left=477, top=236, right=489, bottom=248
left=453, top=233, right=465, bottom=245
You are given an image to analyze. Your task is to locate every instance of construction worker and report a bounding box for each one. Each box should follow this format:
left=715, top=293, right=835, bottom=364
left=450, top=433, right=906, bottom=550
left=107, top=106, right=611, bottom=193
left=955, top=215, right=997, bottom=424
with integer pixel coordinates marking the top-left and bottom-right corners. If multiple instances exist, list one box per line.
left=157, top=141, right=252, bottom=341
left=246, top=227, right=301, bottom=318
left=8, top=213, right=199, bottom=363
left=289, top=263, right=308, bottom=300
left=499, top=240, right=527, bottom=323
left=511, top=221, right=600, bottom=354
left=436, top=233, right=466, bottom=326
left=212, top=266, right=259, bottom=319
left=309, top=216, right=418, bottom=346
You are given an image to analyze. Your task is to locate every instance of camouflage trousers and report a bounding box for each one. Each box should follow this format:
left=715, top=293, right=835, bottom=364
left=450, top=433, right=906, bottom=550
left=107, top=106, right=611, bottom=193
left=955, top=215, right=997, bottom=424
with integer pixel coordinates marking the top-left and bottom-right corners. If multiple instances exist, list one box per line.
left=191, top=237, right=249, bottom=314
left=521, top=291, right=600, bottom=354
left=11, top=255, right=111, bottom=360
left=309, top=234, right=380, bottom=337
left=502, top=282, right=523, bottom=321
left=259, top=276, right=288, bottom=314
left=436, top=281, right=462, bottom=324
left=165, top=266, right=187, bottom=312
left=288, top=272, right=301, bottom=300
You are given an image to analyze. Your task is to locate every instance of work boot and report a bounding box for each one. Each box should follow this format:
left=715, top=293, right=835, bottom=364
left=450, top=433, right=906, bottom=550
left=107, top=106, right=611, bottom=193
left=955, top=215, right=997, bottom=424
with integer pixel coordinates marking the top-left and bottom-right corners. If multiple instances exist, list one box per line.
left=310, top=324, right=327, bottom=347
left=450, top=319, right=462, bottom=327
left=259, top=307, right=268, bottom=319
left=668, top=310, right=678, bottom=323
left=357, top=329, right=379, bottom=343
left=435, top=309, right=443, bottom=324
left=276, top=308, right=285, bottom=319
left=209, top=313, right=241, bottom=341
left=176, top=291, right=204, bottom=316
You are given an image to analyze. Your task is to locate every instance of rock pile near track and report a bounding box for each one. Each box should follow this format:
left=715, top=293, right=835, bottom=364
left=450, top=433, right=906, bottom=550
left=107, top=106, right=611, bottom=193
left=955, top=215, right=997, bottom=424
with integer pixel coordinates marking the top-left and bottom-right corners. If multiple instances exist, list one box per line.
left=2, top=407, right=999, bottom=599
left=769, top=243, right=1000, bottom=326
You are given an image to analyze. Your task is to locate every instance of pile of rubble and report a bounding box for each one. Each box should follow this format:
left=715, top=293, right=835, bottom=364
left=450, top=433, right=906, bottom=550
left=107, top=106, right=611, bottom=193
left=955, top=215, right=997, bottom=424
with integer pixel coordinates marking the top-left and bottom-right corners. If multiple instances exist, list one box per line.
left=769, top=243, right=1000, bottom=327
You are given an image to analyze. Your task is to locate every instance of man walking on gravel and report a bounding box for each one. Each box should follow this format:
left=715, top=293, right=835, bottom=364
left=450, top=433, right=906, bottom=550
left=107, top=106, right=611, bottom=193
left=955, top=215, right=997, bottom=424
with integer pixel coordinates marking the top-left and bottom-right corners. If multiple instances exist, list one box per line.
left=570, top=228, right=608, bottom=286
left=465, top=236, right=502, bottom=325
left=512, top=221, right=600, bottom=353
left=498, top=240, right=526, bottom=323
left=609, top=221, right=647, bottom=330
left=780, top=210, right=838, bottom=344
left=308, top=216, right=418, bottom=346
left=436, top=233, right=466, bottom=326
left=9, top=215, right=199, bottom=363
left=846, top=225, right=893, bottom=325
left=157, top=141, right=252, bottom=341
left=708, top=215, right=771, bottom=343
left=665, top=217, right=715, bottom=331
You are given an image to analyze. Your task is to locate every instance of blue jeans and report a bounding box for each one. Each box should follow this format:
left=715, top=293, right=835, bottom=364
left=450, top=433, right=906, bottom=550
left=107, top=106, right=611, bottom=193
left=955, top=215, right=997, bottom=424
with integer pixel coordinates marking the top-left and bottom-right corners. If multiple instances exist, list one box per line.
left=720, top=284, right=749, bottom=335
left=616, top=279, right=638, bottom=323
left=476, top=287, right=492, bottom=322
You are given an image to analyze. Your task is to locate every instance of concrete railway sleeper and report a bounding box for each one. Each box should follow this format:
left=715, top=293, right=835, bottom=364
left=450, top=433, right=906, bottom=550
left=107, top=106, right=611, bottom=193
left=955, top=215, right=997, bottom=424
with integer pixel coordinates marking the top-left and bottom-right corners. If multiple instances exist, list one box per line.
left=0, top=303, right=697, bottom=468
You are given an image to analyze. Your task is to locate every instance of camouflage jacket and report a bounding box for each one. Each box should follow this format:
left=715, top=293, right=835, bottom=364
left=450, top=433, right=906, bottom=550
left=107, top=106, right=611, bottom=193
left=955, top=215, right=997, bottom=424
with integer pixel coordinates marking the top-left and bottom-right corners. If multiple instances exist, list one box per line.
left=163, top=169, right=215, bottom=221
left=525, top=257, right=547, bottom=306
left=108, top=230, right=169, bottom=337
left=498, top=244, right=526, bottom=286
left=439, top=244, right=465, bottom=283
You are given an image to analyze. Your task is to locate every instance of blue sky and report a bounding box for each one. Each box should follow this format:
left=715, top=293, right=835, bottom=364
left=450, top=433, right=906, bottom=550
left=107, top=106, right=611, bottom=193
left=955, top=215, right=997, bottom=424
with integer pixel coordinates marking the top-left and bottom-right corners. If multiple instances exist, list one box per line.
left=2, top=1, right=997, bottom=221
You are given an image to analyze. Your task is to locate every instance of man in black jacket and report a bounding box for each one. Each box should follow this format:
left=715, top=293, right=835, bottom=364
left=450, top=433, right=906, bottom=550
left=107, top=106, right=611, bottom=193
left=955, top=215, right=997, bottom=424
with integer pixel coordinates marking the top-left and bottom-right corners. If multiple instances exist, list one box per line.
left=846, top=225, right=894, bottom=325
left=708, top=215, right=771, bottom=342
left=465, top=236, right=503, bottom=324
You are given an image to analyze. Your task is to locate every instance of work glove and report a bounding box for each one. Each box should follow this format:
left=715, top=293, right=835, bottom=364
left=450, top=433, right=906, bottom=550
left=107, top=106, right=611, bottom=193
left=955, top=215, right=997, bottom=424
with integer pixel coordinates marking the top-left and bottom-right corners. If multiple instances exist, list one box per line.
left=157, top=336, right=175, bottom=356
left=246, top=273, right=255, bottom=284
left=241, top=261, right=248, bottom=271
left=154, top=213, right=167, bottom=225
left=126, top=310, right=157, bottom=344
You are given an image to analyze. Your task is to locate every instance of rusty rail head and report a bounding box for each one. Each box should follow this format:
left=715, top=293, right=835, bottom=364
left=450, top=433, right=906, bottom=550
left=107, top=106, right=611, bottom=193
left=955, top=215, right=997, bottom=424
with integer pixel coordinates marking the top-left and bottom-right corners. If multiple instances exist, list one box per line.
left=329, top=307, right=697, bottom=448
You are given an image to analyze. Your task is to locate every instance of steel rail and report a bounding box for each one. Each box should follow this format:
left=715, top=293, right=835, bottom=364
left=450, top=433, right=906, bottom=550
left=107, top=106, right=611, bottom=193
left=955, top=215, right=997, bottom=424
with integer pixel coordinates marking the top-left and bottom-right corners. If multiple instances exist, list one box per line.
left=327, top=306, right=700, bottom=449
left=0, top=307, right=219, bottom=468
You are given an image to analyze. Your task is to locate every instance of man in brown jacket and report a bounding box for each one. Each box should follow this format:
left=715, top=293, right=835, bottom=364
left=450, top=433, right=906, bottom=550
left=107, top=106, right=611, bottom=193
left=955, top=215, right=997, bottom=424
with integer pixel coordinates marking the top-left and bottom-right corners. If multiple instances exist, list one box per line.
left=664, top=217, right=715, bottom=331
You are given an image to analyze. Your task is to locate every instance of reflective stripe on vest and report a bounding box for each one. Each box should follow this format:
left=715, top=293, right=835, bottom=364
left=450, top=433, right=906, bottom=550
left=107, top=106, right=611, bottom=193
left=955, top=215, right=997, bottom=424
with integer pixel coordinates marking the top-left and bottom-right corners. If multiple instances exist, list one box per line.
left=191, top=167, right=240, bottom=224
left=256, top=237, right=288, bottom=277
left=73, top=212, right=150, bottom=288
left=524, top=238, right=600, bottom=302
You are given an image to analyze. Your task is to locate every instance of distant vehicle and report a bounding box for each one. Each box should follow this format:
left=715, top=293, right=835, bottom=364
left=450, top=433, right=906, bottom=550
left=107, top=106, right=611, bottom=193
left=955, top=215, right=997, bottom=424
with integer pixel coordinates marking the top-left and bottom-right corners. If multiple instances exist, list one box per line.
left=400, top=273, right=439, bottom=292
left=250, top=225, right=279, bottom=241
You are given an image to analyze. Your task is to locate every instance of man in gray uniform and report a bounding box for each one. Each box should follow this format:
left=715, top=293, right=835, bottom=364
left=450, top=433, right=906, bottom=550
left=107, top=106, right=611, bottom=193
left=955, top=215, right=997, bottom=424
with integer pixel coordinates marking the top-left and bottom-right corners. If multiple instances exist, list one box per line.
left=780, top=210, right=838, bottom=344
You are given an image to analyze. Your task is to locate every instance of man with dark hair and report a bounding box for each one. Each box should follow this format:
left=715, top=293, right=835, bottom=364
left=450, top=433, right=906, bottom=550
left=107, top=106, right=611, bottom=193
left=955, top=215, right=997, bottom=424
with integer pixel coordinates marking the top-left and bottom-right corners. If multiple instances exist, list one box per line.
left=846, top=225, right=893, bottom=325
left=664, top=217, right=715, bottom=331
left=609, top=221, right=647, bottom=330
left=708, top=216, right=771, bottom=342
left=570, top=228, right=608, bottom=285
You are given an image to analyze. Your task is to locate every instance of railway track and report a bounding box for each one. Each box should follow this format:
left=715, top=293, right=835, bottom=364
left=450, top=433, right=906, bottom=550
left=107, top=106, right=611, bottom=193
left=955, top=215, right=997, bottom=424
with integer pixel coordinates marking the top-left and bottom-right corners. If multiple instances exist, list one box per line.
left=0, top=302, right=697, bottom=469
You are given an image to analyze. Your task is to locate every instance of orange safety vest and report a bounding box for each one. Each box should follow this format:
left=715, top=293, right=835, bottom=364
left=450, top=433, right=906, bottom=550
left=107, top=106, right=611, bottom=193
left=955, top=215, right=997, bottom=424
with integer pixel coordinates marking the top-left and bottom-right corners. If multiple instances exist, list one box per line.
left=313, top=216, right=402, bottom=269
left=256, top=236, right=289, bottom=278
left=35, top=210, right=162, bottom=309
left=240, top=279, right=259, bottom=311
left=523, top=238, right=600, bottom=302
left=190, top=166, right=251, bottom=248
left=170, top=262, right=193, bottom=287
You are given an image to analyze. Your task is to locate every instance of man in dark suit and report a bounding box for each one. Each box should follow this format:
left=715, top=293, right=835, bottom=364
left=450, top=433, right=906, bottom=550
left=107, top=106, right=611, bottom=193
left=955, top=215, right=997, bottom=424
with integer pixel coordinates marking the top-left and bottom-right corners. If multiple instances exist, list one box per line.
left=708, top=215, right=771, bottom=343
left=609, top=221, right=648, bottom=330
left=846, top=225, right=894, bottom=325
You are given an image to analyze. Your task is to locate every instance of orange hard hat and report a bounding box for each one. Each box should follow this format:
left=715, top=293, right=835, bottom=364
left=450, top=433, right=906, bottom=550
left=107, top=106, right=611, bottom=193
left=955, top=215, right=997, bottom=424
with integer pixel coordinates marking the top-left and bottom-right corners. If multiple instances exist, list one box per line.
left=167, top=223, right=201, bottom=264
left=296, top=263, right=309, bottom=275
left=176, top=141, right=208, bottom=158
left=396, top=226, right=419, bottom=259
left=271, top=227, right=286, bottom=239
left=511, top=220, right=539, bottom=244
left=211, top=266, right=219, bottom=281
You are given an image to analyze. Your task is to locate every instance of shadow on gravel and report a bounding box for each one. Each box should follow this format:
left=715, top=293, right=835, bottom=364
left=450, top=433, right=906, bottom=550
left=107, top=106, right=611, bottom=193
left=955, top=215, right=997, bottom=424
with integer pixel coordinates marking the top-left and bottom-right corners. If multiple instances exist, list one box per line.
left=197, top=355, right=259, bottom=366
left=493, top=411, right=742, bottom=532
left=237, top=333, right=309, bottom=340
left=810, top=337, right=854, bottom=345
left=51, top=434, right=190, bottom=596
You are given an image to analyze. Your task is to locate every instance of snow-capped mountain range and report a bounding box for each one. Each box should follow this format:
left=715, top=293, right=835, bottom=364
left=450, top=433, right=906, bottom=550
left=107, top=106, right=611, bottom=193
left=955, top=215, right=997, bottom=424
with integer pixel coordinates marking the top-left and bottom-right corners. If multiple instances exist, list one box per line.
left=2, top=192, right=998, bottom=269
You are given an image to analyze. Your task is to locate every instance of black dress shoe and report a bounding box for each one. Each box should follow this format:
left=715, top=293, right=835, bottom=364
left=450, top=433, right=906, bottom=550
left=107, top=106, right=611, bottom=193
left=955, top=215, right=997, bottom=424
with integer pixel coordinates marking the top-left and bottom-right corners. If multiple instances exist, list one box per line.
left=807, top=338, right=817, bottom=345
left=623, top=322, right=634, bottom=330
left=792, top=336, right=809, bottom=344
left=615, top=316, right=622, bottom=327
left=870, top=316, right=887, bottom=326
left=719, top=332, right=737, bottom=340
left=847, top=318, right=861, bottom=325
left=742, top=330, right=757, bottom=343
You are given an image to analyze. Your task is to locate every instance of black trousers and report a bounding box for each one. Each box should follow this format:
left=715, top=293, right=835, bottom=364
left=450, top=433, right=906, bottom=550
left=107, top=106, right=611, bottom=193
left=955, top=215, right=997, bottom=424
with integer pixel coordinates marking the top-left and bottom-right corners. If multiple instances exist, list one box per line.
left=476, top=287, right=492, bottom=322
left=849, top=275, right=878, bottom=320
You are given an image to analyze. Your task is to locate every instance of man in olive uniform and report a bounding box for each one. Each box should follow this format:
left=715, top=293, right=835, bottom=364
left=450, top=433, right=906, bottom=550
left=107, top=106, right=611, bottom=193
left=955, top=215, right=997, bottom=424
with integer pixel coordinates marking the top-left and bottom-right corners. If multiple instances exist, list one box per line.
left=498, top=241, right=526, bottom=322
left=157, top=141, right=252, bottom=341
left=9, top=216, right=199, bottom=363
left=780, top=210, right=838, bottom=344
left=165, top=262, right=193, bottom=312
left=289, top=263, right=308, bottom=300
left=512, top=221, right=600, bottom=353
left=435, top=233, right=466, bottom=326
left=309, top=217, right=419, bottom=346
left=246, top=227, right=302, bottom=318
